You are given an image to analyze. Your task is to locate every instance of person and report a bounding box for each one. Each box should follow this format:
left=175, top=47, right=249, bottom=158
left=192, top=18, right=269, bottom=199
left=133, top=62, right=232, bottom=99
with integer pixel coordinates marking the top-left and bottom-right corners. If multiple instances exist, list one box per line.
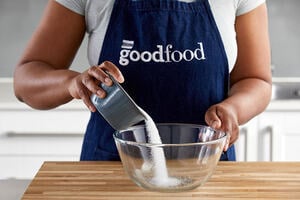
left=13, top=0, right=272, bottom=161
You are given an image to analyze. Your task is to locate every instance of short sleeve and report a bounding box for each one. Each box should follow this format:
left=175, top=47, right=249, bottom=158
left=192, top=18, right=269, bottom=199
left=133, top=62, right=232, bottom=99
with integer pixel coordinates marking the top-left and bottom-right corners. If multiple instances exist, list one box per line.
left=55, top=0, right=86, bottom=16
left=236, top=0, right=265, bottom=16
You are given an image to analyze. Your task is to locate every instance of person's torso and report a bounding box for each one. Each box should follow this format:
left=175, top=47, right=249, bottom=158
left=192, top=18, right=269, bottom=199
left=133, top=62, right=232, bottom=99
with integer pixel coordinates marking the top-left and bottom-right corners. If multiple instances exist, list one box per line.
left=80, top=0, right=264, bottom=71
left=80, top=0, right=234, bottom=161
left=97, top=0, right=229, bottom=124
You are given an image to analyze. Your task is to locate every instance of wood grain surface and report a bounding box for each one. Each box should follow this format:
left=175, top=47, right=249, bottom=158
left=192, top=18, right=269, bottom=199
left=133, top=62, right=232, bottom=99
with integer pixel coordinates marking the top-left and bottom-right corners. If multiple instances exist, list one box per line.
left=22, top=161, right=300, bottom=200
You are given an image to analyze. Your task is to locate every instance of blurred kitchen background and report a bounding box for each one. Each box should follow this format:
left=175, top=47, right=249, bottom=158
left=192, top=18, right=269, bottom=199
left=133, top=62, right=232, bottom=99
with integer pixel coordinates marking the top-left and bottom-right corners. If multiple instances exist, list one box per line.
left=1, top=0, right=300, bottom=199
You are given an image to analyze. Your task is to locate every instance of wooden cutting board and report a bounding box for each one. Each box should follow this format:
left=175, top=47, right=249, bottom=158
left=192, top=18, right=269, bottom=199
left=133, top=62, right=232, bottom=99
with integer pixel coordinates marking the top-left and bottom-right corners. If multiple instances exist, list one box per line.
left=22, top=161, right=300, bottom=200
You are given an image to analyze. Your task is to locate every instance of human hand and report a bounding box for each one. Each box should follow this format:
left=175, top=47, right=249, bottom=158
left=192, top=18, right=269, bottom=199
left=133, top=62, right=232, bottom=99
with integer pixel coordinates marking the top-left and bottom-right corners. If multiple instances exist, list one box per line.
left=205, top=102, right=239, bottom=151
left=68, top=61, right=124, bottom=112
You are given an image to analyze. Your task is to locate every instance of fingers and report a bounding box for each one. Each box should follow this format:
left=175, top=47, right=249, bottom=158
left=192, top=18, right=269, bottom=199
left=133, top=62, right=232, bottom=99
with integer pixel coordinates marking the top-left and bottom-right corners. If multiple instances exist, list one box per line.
left=78, top=85, right=96, bottom=112
left=224, top=131, right=231, bottom=152
left=68, top=61, right=124, bottom=112
left=98, top=61, right=125, bottom=83
left=217, top=109, right=233, bottom=151
left=205, top=106, right=230, bottom=151
left=205, top=103, right=239, bottom=152
left=87, top=65, right=113, bottom=87
left=68, top=76, right=96, bottom=112
left=86, top=61, right=124, bottom=96
left=85, top=61, right=124, bottom=97
left=205, top=106, right=222, bottom=129
left=85, top=66, right=110, bottom=98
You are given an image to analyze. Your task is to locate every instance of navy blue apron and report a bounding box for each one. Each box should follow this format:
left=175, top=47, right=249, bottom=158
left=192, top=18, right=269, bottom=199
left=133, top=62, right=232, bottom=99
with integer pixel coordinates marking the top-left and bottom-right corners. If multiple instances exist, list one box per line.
left=80, top=0, right=236, bottom=161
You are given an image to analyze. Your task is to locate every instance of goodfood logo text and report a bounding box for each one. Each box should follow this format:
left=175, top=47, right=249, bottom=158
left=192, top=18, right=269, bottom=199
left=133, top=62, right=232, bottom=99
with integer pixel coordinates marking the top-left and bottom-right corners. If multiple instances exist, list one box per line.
left=119, top=40, right=206, bottom=66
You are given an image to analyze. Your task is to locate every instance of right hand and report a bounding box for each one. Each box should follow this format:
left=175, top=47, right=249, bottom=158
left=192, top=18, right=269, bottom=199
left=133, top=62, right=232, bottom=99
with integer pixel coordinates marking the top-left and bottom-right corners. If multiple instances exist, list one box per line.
left=68, top=61, right=124, bottom=112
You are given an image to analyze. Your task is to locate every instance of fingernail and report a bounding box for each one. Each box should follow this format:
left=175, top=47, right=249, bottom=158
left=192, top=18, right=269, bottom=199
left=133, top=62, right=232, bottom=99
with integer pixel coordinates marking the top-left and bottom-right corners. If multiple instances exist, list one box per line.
left=224, top=143, right=229, bottom=151
left=211, top=121, right=219, bottom=128
left=119, top=75, right=124, bottom=83
left=89, top=105, right=96, bottom=112
left=104, top=77, right=112, bottom=84
left=97, top=90, right=105, bottom=98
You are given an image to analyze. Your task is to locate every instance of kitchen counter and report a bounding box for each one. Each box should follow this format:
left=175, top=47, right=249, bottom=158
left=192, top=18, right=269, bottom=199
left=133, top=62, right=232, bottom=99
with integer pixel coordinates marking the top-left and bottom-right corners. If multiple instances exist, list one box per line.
left=22, top=161, right=300, bottom=200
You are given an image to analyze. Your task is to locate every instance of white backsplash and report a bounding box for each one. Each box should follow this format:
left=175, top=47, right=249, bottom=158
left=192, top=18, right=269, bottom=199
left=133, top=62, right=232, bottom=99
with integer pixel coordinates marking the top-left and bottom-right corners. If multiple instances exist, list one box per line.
left=0, top=78, right=17, bottom=102
left=0, top=0, right=300, bottom=78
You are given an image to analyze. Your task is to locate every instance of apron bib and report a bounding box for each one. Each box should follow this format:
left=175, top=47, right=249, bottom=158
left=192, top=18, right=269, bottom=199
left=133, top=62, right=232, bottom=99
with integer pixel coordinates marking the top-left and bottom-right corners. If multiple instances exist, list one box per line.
left=80, top=0, right=236, bottom=161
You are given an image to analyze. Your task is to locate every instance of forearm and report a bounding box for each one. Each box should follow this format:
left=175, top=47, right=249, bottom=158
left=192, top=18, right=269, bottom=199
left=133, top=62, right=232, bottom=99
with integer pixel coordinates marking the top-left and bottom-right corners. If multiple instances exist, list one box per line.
left=224, top=78, right=272, bottom=125
left=14, top=61, right=79, bottom=110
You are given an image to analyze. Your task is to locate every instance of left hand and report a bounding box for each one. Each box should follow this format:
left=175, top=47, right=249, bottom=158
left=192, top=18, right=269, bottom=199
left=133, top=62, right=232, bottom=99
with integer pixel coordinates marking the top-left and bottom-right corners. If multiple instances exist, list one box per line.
left=205, top=102, right=239, bottom=151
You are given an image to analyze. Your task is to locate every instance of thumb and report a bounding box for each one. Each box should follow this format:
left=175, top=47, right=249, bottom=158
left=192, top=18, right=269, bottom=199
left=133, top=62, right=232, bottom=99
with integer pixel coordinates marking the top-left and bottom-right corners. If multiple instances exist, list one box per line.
left=210, top=120, right=221, bottom=130
left=205, top=107, right=222, bottom=129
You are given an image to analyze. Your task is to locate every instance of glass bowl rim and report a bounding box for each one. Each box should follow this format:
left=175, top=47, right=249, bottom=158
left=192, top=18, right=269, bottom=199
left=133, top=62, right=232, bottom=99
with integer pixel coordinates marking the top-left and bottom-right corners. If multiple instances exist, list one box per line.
left=113, top=123, right=227, bottom=147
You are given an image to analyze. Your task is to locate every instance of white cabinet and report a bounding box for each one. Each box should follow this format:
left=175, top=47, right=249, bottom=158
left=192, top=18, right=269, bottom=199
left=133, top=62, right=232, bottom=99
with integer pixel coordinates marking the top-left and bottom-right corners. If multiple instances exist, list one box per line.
left=235, top=118, right=258, bottom=161
left=0, top=101, right=89, bottom=179
left=258, top=112, right=300, bottom=161
left=235, top=101, right=300, bottom=162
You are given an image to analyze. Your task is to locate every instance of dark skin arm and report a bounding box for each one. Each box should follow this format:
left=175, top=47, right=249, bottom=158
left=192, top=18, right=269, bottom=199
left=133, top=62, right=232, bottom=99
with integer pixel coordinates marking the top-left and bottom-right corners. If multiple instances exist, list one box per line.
left=205, top=3, right=272, bottom=150
left=14, top=1, right=124, bottom=111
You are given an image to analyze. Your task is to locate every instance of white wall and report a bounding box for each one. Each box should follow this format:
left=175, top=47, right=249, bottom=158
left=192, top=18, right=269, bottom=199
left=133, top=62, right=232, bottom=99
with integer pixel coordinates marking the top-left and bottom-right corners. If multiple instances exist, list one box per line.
left=0, top=0, right=299, bottom=77
left=267, top=0, right=300, bottom=77
left=0, top=0, right=88, bottom=77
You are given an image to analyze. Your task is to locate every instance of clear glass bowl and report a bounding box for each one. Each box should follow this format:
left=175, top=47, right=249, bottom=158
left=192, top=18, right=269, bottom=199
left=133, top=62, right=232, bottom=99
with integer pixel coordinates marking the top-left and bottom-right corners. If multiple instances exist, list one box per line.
left=113, top=123, right=227, bottom=192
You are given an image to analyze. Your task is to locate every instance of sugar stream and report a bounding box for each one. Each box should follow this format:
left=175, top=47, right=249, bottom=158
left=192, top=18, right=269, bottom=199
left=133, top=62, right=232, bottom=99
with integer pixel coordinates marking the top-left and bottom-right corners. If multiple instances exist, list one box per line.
left=138, top=108, right=180, bottom=187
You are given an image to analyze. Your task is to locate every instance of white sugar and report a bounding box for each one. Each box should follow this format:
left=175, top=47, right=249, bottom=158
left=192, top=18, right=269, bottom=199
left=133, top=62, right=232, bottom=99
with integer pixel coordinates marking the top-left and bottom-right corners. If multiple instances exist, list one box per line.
left=138, top=107, right=181, bottom=187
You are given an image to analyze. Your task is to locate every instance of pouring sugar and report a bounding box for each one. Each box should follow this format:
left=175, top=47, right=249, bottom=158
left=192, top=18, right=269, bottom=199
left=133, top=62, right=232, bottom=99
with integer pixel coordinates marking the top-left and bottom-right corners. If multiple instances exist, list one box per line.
left=138, top=108, right=181, bottom=187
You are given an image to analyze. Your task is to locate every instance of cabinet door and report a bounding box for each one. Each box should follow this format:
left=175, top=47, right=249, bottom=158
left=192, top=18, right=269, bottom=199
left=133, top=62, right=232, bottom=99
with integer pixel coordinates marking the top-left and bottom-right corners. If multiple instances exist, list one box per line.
left=235, top=118, right=258, bottom=161
left=0, top=107, right=89, bottom=179
left=0, top=132, right=84, bottom=179
left=259, top=112, right=300, bottom=161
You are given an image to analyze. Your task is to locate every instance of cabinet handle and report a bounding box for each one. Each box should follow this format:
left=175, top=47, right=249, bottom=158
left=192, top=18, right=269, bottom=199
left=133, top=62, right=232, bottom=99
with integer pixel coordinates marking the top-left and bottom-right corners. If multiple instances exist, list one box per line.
left=262, top=126, right=274, bottom=161
left=294, top=89, right=300, bottom=97
left=239, top=127, right=248, bottom=161
left=267, top=126, right=274, bottom=161
left=3, top=131, right=83, bottom=138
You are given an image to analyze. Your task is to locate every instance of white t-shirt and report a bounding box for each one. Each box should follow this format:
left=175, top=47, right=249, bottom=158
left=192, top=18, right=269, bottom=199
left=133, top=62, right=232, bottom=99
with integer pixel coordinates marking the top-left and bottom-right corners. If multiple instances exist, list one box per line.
left=56, top=0, right=265, bottom=72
